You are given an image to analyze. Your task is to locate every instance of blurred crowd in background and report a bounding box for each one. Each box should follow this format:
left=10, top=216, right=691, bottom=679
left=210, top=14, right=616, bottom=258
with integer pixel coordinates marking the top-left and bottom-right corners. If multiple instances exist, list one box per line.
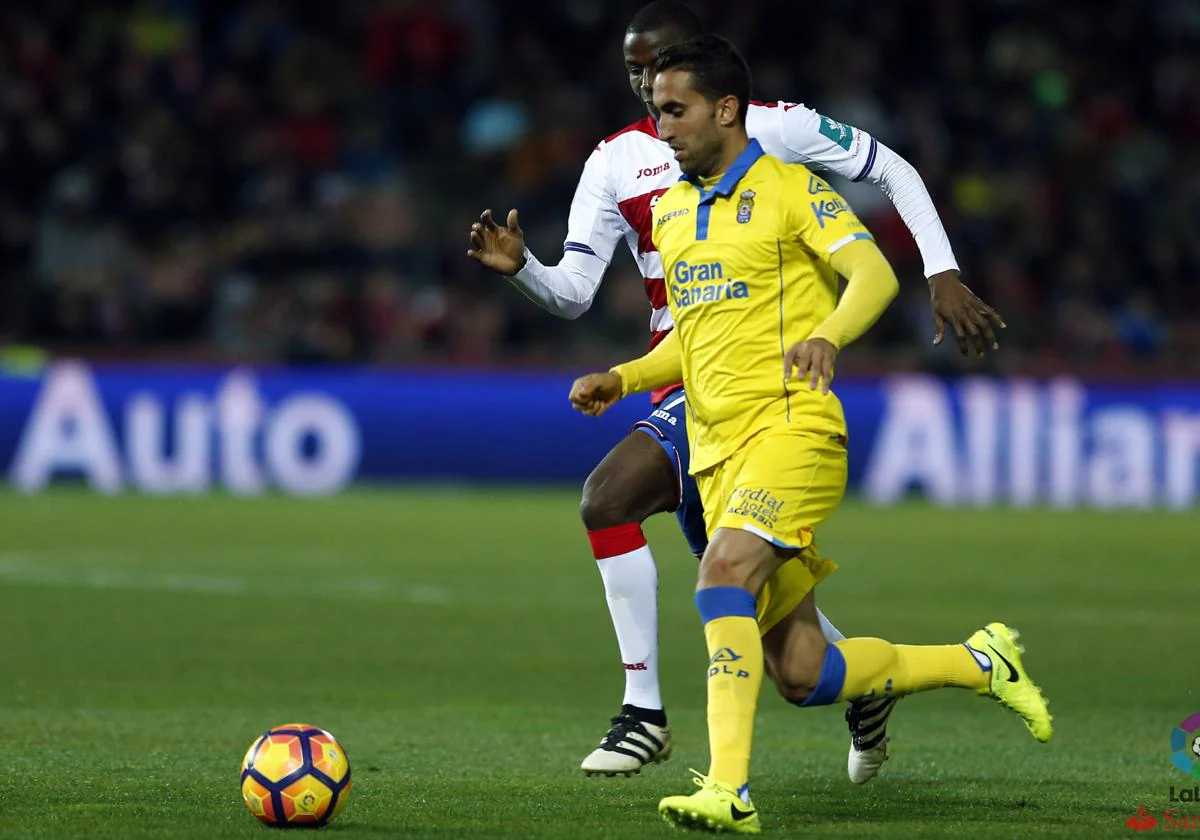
left=1, top=0, right=1197, bottom=376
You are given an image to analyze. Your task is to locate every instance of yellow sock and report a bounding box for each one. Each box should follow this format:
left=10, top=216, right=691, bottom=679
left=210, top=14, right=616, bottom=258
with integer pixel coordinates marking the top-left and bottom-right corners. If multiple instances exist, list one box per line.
left=834, top=638, right=989, bottom=701
left=703, top=615, right=763, bottom=790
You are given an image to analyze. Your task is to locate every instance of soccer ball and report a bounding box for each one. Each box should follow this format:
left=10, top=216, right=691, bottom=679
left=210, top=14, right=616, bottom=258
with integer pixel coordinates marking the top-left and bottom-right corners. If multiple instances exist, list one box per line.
left=1193, top=735, right=1200, bottom=760
left=240, top=723, right=352, bottom=826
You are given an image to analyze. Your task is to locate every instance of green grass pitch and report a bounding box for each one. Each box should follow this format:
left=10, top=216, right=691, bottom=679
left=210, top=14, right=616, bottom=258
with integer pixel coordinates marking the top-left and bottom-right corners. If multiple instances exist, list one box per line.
left=0, top=489, right=1194, bottom=838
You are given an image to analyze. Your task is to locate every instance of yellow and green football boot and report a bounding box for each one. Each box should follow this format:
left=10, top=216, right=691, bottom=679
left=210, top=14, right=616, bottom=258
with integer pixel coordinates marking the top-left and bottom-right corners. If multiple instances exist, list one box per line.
left=659, top=770, right=760, bottom=834
left=966, top=622, right=1053, bottom=742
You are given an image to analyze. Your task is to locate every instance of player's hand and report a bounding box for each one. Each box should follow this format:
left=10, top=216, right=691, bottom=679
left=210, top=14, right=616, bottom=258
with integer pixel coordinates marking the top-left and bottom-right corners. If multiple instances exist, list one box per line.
left=467, top=208, right=526, bottom=275
left=785, top=338, right=838, bottom=394
left=929, top=270, right=1006, bottom=357
left=569, top=372, right=624, bottom=417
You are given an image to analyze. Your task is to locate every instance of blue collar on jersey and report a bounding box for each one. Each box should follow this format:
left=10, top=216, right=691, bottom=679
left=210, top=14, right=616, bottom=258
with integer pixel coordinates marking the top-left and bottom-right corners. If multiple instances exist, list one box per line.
left=680, top=138, right=765, bottom=204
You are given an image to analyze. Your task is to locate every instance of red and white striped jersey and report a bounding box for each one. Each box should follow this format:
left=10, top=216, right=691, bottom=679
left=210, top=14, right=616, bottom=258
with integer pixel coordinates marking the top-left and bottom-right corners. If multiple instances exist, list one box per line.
left=510, top=101, right=958, bottom=402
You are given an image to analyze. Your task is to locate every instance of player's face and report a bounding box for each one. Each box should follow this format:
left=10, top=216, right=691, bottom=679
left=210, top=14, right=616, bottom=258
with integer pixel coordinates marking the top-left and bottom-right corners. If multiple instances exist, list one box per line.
left=653, top=69, right=724, bottom=179
left=622, top=26, right=685, bottom=118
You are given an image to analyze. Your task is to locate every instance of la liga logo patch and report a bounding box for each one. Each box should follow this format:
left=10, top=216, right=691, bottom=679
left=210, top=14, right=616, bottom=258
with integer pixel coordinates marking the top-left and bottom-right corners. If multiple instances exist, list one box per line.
left=1171, top=712, right=1200, bottom=779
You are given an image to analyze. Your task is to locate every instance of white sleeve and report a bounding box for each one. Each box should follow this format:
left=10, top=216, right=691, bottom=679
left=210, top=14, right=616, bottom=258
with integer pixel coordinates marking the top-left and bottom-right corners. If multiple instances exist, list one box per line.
left=506, top=145, right=624, bottom=320
left=749, top=102, right=877, bottom=182
left=862, top=140, right=960, bottom=277
left=757, top=102, right=961, bottom=278
left=508, top=248, right=608, bottom=320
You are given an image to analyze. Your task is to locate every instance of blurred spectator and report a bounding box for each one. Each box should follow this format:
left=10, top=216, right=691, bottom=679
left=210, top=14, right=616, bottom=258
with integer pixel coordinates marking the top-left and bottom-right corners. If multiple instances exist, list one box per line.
left=0, top=0, right=1196, bottom=377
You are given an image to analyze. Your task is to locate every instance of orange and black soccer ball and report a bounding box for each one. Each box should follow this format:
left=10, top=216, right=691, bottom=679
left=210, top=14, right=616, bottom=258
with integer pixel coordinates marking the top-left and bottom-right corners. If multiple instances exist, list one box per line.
left=240, top=723, right=351, bottom=826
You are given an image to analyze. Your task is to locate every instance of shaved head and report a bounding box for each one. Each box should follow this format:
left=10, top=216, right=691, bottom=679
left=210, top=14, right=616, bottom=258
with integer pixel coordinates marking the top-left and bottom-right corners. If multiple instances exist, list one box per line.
left=626, top=1, right=702, bottom=38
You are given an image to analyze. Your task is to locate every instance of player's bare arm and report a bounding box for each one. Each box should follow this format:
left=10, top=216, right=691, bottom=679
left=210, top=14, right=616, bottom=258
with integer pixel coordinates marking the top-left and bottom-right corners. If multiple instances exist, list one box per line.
left=467, top=208, right=526, bottom=275
left=928, top=270, right=1006, bottom=357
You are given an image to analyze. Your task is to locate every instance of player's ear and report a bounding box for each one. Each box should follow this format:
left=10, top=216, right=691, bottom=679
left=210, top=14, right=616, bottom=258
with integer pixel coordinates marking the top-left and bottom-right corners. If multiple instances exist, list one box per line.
left=717, top=95, right=739, bottom=128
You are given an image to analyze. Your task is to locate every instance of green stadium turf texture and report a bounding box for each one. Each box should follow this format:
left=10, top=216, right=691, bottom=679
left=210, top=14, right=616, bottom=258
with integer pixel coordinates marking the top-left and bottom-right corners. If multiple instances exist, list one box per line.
left=0, top=489, right=1193, bottom=839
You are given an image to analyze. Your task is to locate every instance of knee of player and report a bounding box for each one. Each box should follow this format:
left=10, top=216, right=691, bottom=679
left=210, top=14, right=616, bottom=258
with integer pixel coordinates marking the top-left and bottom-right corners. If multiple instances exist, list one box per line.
left=775, top=681, right=814, bottom=705
left=771, top=666, right=821, bottom=705
left=579, top=476, right=629, bottom=530
left=696, top=548, right=757, bottom=589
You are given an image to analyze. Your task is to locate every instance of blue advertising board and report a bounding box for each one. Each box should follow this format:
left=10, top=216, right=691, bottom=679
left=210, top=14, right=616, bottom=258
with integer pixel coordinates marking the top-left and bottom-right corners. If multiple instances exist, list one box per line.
left=1, top=363, right=1198, bottom=508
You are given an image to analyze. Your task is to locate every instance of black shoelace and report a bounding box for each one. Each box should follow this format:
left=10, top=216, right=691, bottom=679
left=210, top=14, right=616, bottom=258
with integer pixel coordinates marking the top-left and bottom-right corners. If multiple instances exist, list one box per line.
left=600, top=713, right=664, bottom=757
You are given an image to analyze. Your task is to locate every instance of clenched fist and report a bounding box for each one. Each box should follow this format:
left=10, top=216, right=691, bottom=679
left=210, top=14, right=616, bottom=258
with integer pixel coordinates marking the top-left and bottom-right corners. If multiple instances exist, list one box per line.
left=569, top=372, right=624, bottom=417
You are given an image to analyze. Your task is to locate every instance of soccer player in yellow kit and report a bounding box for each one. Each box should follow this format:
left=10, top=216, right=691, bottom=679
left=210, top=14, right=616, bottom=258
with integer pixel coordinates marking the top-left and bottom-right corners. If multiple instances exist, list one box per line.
left=569, top=35, right=1053, bottom=835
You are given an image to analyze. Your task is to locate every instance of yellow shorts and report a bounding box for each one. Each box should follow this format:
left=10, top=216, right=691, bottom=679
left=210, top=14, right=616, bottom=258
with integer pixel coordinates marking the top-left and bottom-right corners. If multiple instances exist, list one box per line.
left=695, top=427, right=848, bottom=634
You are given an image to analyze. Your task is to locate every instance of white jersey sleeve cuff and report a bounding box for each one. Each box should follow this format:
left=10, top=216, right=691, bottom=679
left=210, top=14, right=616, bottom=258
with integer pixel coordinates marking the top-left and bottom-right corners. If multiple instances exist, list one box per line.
left=509, top=246, right=607, bottom=319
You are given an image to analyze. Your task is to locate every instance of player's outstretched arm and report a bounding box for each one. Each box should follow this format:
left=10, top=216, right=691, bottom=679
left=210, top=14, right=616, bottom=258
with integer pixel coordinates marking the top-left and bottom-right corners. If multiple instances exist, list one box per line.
left=864, top=145, right=1004, bottom=356
left=466, top=207, right=606, bottom=320
left=468, top=145, right=622, bottom=320
left=765, top=104, right=1004, bottom=355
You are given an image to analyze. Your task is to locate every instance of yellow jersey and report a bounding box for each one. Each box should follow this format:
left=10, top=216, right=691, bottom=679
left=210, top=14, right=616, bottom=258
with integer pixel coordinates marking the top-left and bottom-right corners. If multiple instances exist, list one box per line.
left=650, top=139, right=874, bottom=473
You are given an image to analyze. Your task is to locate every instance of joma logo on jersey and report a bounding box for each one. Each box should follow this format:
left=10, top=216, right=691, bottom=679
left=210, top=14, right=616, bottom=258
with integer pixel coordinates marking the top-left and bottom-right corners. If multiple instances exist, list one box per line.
left=811, top=197, right=851, bottom=228
left=637, top=162, right=671, bottom=179
left=650, top=408, right=678, bottom=426
left=670, top=260, right=748, bottom=307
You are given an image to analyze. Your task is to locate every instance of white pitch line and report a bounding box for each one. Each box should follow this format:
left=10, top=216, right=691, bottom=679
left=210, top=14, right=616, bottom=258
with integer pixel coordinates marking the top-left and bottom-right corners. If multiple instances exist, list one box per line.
left=0, top=554, right=451, bottom=605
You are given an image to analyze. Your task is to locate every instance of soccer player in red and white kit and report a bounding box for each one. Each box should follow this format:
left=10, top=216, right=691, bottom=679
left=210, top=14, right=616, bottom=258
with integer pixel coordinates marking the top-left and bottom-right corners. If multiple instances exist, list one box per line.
left=468, top=1, right=1004, bottom=782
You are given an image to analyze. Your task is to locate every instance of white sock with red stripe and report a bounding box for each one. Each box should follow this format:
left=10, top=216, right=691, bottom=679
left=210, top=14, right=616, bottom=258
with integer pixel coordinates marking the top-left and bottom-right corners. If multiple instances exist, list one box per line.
left=588, top=523, right=663, bottom=716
